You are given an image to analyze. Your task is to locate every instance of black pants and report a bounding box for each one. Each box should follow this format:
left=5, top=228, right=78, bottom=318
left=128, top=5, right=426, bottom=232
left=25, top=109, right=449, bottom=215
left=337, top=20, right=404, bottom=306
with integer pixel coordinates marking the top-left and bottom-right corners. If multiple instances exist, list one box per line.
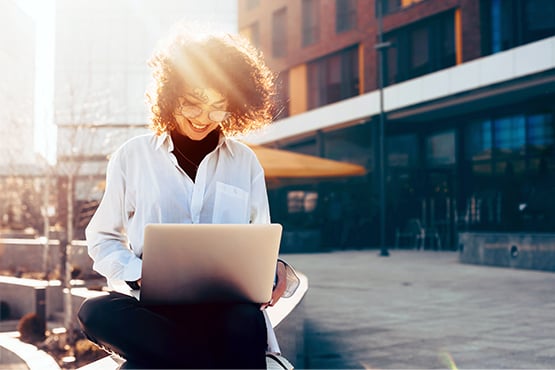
left=77, top=292, right=267, bottom=369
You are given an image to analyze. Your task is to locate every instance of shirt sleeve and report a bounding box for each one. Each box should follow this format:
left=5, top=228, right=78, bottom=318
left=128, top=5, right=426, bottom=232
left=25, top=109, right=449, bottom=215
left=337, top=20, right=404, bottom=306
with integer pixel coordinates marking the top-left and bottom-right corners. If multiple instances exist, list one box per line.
left=85, top=148, right=142, bottom=285
left=249, top=167, right=271, bottom=224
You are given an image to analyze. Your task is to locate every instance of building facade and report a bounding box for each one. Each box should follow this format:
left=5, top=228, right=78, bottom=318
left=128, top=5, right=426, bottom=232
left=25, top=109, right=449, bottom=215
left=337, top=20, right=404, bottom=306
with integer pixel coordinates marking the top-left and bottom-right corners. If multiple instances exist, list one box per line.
left=0, top=0, right=38, bottom=231
left=240, top=0, right=555, bottom=251
left=0, top=0, right=35, bottom=171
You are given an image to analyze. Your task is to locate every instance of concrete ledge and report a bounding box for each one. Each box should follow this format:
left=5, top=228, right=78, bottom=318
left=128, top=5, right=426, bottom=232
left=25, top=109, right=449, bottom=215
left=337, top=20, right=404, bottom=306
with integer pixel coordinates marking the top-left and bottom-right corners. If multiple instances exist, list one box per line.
left=0, top=239, right=96, bottom=278
left=268, top=272, right=308, bottom=367
left=0, top=276, right=64, bottom=321
left=0, top=331, right=60, bottom=370
left=459, top=232, right=555, bottom=271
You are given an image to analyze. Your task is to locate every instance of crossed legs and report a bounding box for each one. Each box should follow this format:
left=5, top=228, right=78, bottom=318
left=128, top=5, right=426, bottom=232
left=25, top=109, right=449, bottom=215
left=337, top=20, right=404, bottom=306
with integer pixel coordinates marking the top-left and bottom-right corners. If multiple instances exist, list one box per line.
left=77, top=292, right=267, bottom=369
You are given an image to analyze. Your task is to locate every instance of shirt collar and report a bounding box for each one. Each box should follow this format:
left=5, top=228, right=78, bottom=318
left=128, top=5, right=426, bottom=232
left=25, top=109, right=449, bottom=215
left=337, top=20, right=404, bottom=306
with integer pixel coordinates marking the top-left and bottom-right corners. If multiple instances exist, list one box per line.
left=155, top=131, right=235, bottom=157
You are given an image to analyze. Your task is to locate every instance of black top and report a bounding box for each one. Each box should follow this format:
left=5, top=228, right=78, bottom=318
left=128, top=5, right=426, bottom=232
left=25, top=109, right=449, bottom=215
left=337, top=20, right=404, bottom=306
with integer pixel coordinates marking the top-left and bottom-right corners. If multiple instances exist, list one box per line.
left=170, top=129, right=220, bottom=181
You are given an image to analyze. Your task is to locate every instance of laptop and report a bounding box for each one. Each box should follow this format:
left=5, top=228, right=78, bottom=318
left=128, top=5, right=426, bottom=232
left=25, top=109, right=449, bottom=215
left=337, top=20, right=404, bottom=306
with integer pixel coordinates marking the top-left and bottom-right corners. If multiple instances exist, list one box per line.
left=139, top=223, right=282, bottom=305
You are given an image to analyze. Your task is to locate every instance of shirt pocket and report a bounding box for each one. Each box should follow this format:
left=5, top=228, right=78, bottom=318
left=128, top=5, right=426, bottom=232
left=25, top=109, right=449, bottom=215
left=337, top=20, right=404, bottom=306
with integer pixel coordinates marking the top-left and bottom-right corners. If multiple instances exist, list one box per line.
left=213, top=182, right=250, bottom=224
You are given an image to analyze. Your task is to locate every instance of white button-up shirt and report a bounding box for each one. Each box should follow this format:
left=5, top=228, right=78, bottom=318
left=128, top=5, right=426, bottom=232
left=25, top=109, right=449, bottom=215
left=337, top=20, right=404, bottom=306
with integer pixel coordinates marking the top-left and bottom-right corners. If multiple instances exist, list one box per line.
left=86, top=131, right=287, bottom=352
left=86, top=132, right=271, bottom=292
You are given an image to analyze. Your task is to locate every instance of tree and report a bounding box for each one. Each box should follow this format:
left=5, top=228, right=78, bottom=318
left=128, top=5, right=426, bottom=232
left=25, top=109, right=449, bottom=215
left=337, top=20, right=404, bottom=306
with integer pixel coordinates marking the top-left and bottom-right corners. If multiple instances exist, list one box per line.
left=53, top=79, right=148, bottom=343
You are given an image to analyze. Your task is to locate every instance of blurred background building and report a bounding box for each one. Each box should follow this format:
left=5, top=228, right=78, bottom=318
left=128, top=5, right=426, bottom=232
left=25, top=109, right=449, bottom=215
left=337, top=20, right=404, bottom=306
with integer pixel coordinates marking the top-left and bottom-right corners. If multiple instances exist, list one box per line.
left=240, top=0, right=555, bottom=251
left=1, top=0, right=237, bottom=238
left=0, top=0, right=38, bottom=232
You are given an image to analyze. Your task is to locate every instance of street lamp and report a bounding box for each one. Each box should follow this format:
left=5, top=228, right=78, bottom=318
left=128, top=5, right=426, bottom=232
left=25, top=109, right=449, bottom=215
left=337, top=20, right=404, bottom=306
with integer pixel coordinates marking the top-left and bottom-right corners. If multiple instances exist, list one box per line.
left=375, top=0, right=391, bottom=257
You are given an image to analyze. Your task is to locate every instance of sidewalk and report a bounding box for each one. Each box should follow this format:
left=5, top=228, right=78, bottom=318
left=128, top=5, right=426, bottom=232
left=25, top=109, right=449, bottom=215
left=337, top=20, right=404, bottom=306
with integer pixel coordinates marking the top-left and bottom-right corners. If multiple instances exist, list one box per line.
left=284, top=250, right=555, bottom=369
left=2, top=249, right=555, bottom=369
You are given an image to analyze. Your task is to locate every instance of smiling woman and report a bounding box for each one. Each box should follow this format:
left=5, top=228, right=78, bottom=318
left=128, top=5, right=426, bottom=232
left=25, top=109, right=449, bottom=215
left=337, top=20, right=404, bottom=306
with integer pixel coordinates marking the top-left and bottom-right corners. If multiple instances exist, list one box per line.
left=76, top=22, right=300, bottom=369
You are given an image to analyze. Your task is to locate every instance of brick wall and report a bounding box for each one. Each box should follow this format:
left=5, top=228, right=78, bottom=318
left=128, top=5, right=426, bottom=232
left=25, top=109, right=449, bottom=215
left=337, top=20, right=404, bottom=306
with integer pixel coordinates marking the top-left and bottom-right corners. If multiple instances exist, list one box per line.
left=238, top=0, right=487, bottom=93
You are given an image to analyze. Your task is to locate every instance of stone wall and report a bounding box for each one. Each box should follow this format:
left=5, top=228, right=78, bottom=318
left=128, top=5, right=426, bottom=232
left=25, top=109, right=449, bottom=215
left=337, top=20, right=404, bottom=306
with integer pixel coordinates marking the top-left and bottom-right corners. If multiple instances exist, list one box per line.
left=458, top=232, right=555, bottom=272
left=0, top=239, right=95, bottom=278
left=0, top=276, right=63, bottom=320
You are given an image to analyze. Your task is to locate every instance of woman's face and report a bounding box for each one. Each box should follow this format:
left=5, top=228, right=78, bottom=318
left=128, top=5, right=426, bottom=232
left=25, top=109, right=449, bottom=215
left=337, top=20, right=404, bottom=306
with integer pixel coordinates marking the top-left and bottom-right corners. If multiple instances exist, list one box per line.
left=173, top=87, right=229, bottom=141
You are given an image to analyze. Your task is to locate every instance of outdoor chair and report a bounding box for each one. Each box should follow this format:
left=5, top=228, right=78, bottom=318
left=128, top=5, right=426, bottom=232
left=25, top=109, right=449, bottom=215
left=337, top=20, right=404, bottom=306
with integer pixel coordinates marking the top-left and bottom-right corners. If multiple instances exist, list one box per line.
left=394, top=218, right=441, bottom=250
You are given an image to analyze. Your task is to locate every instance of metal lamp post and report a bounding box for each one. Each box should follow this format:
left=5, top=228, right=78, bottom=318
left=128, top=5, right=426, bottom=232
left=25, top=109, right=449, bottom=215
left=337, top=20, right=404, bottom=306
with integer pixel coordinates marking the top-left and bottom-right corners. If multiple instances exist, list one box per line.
left=375, top=0, right=391, bottom=257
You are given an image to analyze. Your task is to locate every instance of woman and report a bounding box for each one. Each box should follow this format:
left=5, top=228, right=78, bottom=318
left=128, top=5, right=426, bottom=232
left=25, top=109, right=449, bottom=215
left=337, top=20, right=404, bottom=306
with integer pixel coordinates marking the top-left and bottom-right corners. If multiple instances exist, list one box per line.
left=77, top=24, right=298, bottom=369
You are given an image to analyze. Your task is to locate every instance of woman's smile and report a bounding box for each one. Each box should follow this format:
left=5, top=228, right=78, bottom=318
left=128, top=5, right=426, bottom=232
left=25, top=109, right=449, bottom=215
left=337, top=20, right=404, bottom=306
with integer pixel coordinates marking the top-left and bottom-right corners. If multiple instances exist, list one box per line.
left=188, top=119, right=211, bottom=132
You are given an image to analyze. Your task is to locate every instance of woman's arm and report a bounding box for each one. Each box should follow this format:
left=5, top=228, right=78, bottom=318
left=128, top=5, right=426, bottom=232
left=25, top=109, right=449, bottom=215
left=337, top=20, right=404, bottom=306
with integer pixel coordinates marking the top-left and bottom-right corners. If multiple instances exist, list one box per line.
left=249, top=162, right=300, bottom=307
left=85, top=149, right=142, bottom=286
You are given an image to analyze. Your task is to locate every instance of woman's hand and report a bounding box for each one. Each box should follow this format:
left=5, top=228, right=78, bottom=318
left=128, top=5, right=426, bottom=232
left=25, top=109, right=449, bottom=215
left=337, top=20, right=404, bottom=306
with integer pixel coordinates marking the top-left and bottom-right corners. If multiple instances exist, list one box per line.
left=261, top=261, right=287, bottom=310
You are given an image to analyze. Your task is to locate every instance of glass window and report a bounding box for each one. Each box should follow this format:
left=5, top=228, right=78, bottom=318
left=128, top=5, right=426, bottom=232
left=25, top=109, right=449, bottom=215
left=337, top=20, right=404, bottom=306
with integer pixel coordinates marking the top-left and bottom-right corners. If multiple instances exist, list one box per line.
left=410, top=26, right=429, bottom=73
left=272, top=8, right=287, bottom=58
left=327, top=55, right=342, bottom=103
left=324, top=124, right=373, bottom=168
left=482, top=0, right=555, bottom=55
left=490, top=0, right=502, bottom=53
left=249, top=22, right=260, bottom=49
left=493, top=115, right=525, bottom=155
left=336, top=0, right=357, bottom=33
left=466, top=120, right=492, bottom=160
left=523, top=0, right=555, bottom=43
left=307, top=46, right=359, bottom=109
left=377, top=0, right=401, bottom=15
left=387, top=134, right=418, bottom=168
left=286, top=139, right=318, bottom=156
left=426, top=130, right=456, bottom=167
left=287, top=191, right=318, bottom=213
left=440, top=11, right=456, bottom=66
left=384, top=34, right=399, bottom=84
left=307, top=62, right=320, bottom=109
left=527, top=113, right=554, bottom=154
left=302, top=0, right=320, bottom=47
left=383, top=10, right=456, bottom=85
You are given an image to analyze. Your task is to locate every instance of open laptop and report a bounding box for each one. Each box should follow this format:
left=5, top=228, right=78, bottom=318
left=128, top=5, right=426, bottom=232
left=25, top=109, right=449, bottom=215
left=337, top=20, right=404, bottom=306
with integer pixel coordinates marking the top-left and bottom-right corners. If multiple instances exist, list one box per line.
left=139, top=223, right=282, bottom=305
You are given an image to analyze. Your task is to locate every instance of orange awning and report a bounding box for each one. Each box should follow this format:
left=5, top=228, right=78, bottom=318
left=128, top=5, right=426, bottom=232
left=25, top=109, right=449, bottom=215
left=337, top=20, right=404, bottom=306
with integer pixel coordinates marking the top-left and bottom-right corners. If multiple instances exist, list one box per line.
left=247, top=143, right=367, bottom=179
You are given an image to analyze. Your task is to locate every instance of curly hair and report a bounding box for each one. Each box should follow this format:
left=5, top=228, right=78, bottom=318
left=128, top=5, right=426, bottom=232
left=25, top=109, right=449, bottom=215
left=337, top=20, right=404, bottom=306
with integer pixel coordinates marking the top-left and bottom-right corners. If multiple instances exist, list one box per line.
left=146, top=25, right=276, bottom=137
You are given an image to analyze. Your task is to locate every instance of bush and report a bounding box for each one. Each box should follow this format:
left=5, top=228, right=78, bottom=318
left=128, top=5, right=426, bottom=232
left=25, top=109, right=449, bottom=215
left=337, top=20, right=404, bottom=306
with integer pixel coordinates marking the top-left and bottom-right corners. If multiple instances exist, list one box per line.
left=75, top=338, right=107, bottom=363
left=17, top=313, right=46, bottom=344
left=71, top=265, right=82, bottom=279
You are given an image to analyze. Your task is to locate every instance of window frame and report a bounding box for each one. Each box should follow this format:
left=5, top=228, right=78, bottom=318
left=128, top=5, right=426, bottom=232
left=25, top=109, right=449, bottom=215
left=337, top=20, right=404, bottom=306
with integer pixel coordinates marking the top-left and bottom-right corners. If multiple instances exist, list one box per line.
left=336, top=0, right=357, bottom=33
left=272, top=7, right=288, bottom=58
left=302, top=0, right=320, bottom=47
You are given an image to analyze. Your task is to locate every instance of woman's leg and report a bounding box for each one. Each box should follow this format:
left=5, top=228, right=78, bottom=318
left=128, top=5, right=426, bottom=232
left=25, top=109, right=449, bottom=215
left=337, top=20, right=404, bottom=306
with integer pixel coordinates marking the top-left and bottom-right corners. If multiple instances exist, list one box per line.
left=78, top=294, right=266, bottom=369
left=207, top=303, right=268, bottom=369
left=77, top=292, right=212, bottom=369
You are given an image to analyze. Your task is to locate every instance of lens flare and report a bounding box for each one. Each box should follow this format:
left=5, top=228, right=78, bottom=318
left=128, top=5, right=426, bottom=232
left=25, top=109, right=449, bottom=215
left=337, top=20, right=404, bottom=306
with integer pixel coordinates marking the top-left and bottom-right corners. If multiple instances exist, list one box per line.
left=440, top=351, right=458, bottom=370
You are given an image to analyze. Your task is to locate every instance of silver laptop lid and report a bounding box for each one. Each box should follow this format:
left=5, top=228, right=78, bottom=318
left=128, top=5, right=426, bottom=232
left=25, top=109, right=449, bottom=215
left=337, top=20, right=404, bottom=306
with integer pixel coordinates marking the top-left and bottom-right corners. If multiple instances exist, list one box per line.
left=140, top=223, right=282, bottom=305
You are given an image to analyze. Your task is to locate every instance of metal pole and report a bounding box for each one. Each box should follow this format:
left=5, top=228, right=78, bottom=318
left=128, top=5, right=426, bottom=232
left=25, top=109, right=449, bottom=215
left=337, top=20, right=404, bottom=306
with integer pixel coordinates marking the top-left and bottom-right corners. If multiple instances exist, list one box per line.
left=376, top=0, right=390, bottom=257
left=64, top=173, right=75, bottom=343
left=41, top=173, right=50, bottom=278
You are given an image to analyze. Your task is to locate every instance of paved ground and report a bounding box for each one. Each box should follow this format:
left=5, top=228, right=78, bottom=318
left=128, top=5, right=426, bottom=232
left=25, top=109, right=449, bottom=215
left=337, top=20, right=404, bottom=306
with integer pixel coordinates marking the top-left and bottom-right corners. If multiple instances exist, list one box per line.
left=2, top=249, right=555, bottom=369
left=284, top=250, right=555, bottom=369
